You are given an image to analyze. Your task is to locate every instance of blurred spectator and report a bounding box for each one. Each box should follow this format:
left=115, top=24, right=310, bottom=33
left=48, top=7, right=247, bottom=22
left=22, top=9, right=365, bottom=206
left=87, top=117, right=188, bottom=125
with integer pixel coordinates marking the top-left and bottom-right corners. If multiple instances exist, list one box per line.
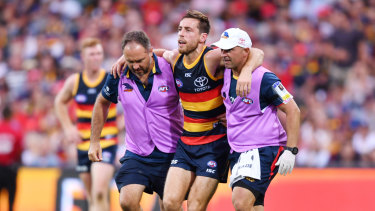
left=352, top=122, right=375, bottom=166
left=21, top=131, right=60, bottom=167
left=0, top=105, right=23, bottom=211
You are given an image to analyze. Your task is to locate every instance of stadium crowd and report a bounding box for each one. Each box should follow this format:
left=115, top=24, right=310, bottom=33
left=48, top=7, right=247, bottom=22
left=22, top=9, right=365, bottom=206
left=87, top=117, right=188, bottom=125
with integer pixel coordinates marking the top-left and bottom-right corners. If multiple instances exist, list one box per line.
left=0, top=0, right=375, bottom=169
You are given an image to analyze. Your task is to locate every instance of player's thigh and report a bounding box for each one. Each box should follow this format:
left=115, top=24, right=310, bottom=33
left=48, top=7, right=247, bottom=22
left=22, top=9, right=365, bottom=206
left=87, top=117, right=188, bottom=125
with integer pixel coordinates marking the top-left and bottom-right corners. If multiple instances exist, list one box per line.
left=163, top=167, right=194, bottom=201
left=188, top=175, right=219, bottom=203
left=91, top=162, right=115, bottom=191
left=79, top=172, right=92, bottom=198
left=119, top=184, right=145, bottom=205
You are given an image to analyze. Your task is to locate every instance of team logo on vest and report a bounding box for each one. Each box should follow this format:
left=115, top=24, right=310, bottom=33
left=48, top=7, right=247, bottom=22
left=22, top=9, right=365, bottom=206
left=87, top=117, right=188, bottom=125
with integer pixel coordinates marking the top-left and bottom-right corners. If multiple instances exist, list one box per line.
left=242, top=97, right=253, bottom=104
left=158, top=85, right=169, bottom=92
left=176, top=79, right=183, bottom=88
left=122, top=83, right=133, bottom=92
left=194, top=76, right=208, bottom=87
left=207, top=160, right=217, bottom=168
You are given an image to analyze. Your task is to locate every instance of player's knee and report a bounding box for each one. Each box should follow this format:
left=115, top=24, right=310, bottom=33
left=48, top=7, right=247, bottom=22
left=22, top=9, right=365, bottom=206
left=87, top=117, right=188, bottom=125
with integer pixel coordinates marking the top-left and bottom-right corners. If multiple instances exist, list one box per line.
left=163, top=196, right=182, bottom=211
left=120, top=199, right=139, bottom=211
left=92, top=190, right=106, bottom=202
left=187, top=199, right=207, bottom=211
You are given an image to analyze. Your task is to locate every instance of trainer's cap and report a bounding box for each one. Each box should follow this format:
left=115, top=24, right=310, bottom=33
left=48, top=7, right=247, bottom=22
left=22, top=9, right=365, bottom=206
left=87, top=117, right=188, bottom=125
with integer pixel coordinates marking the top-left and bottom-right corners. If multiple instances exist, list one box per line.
left=212, top=28, right=252, bottom=50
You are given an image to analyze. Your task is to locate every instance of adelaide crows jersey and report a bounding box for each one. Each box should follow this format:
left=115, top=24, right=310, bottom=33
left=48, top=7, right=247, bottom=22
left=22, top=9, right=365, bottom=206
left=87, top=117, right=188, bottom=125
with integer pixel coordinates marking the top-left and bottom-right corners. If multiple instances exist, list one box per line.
left=173, top=46, right=226, bottom=145
left=72, top=70, right=118, bottom=150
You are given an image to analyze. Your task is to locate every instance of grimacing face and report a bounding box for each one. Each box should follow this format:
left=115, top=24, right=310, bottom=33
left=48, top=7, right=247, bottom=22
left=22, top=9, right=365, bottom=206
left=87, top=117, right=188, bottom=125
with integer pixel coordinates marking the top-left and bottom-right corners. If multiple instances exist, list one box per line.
left=81, top=44, right=104, bottom=71
left=177, top=18, right=202, bottom=54
left=123, top=42, right=153, bottom=78
left=221, top=46, right=249, bottom=71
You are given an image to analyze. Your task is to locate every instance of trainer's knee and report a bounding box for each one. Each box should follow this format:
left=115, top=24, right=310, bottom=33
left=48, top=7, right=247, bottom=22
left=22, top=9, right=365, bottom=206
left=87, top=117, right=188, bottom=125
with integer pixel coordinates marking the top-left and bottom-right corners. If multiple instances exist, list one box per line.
left=232, top=196, right=253, bottom=211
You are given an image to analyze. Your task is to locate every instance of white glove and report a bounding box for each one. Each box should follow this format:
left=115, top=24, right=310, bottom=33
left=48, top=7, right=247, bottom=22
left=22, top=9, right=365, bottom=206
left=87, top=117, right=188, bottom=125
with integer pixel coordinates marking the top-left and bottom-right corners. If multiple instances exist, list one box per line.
left=275, top=150, right=295, bottom=176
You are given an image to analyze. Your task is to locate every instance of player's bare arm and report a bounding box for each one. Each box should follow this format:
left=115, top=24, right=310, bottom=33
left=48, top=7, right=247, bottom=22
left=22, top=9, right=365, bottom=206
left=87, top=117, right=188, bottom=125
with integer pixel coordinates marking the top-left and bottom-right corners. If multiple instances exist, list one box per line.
left=204, top=47, right=264, bottom=96
left=162, top=49, right=180, bottom=67
left=88, top=93, right=111, bottom=162
left=54, top=74, right=81, bottom=144
left=237, top=48, right=264, bottom=97
left=111, top=48, right=171, bottom=77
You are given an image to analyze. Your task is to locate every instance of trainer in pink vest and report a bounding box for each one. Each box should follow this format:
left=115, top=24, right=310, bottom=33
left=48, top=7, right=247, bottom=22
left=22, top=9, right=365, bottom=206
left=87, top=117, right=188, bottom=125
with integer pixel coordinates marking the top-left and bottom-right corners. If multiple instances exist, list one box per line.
left=221, top=66, right=287, bottom=153
left=118, top=56, right=183, bottom=156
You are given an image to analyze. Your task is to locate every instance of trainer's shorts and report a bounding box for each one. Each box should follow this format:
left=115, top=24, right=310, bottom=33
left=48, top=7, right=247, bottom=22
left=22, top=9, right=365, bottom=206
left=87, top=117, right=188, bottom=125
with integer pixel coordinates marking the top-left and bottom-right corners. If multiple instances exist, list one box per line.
left=76, top=145, right=117, bottom=173
left=115, top=147, right=174, bottom=199
left=170, top=137, right=230, bottom=183
left=229, top=146, right=283, bottom=206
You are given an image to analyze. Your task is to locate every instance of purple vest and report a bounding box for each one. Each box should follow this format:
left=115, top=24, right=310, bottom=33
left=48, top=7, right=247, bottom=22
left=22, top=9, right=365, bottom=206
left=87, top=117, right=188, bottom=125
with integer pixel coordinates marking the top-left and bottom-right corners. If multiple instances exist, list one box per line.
left=118, top=57, right=183, bottom=156
left=221, top=66, right=287, bottom=152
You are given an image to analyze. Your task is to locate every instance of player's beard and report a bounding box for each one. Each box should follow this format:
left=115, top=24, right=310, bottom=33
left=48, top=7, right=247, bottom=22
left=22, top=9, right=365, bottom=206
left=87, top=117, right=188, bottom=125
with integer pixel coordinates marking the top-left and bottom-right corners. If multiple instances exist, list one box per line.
left=178, top=40, right=199, bottom=55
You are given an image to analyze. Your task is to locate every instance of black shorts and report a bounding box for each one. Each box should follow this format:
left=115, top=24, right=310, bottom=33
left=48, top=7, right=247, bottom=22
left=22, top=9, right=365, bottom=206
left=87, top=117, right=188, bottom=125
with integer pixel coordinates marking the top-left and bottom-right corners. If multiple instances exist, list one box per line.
left=229, top=146, right=283, bottom=206
left=114, top=148, right=174, bottom=199
left=170, top=137, right=230, bottom=183
left=76, top=145, right=117, bottom=173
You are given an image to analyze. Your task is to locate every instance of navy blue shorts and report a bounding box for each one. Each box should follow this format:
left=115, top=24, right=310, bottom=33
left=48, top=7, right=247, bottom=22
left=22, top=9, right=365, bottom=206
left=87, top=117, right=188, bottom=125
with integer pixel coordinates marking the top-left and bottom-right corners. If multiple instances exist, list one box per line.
left=115, top=148, right=174, bottom=199
left=229, top=146, right=283, bottom=206
left=170, top=137, right=230, bottom=183
left=76, top=145, right=117, bottom=173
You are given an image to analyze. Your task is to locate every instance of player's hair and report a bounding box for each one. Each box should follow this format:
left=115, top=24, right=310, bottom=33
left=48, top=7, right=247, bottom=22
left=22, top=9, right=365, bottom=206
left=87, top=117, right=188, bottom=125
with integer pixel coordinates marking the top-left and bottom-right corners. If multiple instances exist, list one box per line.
left=182, top=10, right=210, bottom=34
left=121, top=31, right=151, bottom=51
left=80, top=37, right=101, bottom=51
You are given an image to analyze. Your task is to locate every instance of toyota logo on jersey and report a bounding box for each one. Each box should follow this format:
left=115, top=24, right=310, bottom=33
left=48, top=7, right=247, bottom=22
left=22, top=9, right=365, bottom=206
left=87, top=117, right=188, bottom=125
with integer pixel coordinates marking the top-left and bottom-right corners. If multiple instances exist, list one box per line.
left=194, top=76, right=208, bottom=87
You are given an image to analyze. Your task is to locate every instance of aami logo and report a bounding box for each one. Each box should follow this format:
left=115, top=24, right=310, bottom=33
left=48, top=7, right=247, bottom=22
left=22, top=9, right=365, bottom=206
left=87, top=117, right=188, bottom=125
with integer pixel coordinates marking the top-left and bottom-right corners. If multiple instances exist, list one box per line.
left=242, top=97, right=253, bottom=104
left=122, top=83, right=133, bottom=92
left=207, top=160, right=217, bottom=168
left=175, top=79, right=183, bottom=88
left=158, top=85, right=169, bottom=92
left=239, top=37, right=246, bottom=45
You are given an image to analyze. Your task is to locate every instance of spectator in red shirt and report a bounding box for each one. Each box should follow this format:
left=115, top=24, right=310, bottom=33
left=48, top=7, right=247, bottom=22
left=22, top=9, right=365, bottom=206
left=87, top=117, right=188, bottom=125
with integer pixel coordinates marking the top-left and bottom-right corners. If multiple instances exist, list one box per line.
left=0, top=104, right=23, bottom=211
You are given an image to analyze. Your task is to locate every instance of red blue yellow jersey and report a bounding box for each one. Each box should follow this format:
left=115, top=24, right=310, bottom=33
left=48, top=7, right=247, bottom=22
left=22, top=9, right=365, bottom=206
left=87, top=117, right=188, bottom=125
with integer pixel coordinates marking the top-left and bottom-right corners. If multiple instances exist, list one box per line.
left=72, top=70, right=118, bottom=150
left=173, top=46, right=226, bottom=145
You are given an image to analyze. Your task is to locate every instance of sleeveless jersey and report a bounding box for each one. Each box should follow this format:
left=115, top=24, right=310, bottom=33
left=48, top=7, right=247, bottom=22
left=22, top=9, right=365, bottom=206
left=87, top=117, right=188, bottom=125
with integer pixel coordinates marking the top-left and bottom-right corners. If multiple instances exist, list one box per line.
left=73, top=70, right=118, bottom=150
left=173, top=46, right=226, bottom=145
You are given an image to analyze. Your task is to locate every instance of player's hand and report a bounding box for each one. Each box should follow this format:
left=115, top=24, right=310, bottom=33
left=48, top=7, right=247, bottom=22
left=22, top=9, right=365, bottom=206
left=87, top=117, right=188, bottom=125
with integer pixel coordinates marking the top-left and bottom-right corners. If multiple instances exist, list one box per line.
left=216, top=113, right=227, bottom=127
left=275, top=149, right=295, bottom=176
left=236, top=72, right=252, bottom=97
left=111, top=55, right=126, bottom=78
left=64, top=126, right=81, bottom=145
left=88, top=142, right=103, bottom=162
